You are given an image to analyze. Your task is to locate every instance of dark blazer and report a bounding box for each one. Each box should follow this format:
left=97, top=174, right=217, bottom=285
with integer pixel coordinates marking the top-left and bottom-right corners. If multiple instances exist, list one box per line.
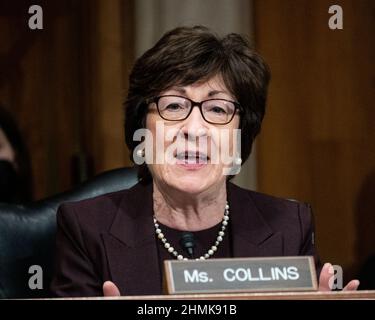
left=50, top=181, right=321, bottom=297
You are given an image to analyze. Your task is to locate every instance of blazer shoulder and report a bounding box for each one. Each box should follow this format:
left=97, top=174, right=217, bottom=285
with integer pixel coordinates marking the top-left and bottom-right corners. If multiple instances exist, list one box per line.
left=249, top=189, right=310, bottom=212
left=230, top=182, right=309, bottom=208
left=229, top=182, right=312, bottom=227
left=229, top=183, right=317, bottom=257
left=56, top=182, right=151, bottom=232
left=56, top=188, right=131, bottom=233
left=59, top=188, right=128, bottom=211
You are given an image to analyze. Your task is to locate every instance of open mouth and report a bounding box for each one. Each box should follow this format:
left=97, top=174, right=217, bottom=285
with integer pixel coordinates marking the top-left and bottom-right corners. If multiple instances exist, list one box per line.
left=175, top=151, right=210, bottom=164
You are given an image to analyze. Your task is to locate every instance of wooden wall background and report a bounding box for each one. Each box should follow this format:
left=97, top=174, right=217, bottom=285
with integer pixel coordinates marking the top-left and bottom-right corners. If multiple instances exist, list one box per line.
left=254, top=0, right=375, bottom=277
left=0, top=0, right=373, bottom=279
left=0, top=0, right=133, bottom=199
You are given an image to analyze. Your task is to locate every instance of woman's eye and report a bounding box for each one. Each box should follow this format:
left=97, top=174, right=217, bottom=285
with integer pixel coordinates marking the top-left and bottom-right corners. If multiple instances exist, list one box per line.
left=210, top=106, right=227, bottom=114
left=166, top=103, right=183, bottom=110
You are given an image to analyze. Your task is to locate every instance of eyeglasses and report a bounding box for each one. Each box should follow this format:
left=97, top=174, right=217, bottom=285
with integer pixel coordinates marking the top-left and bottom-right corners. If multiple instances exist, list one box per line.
left=148, top=95, right=241, bottom=125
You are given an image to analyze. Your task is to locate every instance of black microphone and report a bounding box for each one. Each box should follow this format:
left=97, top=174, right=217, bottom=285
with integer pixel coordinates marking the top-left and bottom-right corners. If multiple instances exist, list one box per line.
left=180, top=232, right=195, bottom=258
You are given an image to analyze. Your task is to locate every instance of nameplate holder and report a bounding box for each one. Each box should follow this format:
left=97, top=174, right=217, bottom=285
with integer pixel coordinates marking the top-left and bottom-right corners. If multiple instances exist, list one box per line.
left=163, top=256, right=318, bottom=294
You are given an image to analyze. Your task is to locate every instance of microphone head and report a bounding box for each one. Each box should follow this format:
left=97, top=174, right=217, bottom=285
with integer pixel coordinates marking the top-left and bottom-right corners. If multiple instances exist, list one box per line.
left=180, top=232, right=195, bottom=257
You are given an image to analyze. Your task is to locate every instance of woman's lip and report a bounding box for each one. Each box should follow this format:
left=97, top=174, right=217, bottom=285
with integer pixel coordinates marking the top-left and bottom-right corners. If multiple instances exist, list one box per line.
left=174, top=152, right=210, bottom=161
left=175, top=159, right=208, bottom=170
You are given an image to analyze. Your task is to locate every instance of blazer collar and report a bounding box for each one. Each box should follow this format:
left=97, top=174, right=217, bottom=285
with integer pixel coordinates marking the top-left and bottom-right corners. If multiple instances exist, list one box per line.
left=109, top=182, right=155, bottom=247
left=103, top=182, right=162, bottom=295
left=103, top=181, right=282, bottom=295
left=109, top=182, right=275, bottom=247
left=228, top=182, right=273, bottom=245
left=227, top=182, right=283, bottom=257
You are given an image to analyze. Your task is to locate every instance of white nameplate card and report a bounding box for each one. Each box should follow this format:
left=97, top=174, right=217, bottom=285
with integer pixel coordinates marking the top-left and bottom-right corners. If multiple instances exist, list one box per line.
left=163, top=256, right=318, bottom=294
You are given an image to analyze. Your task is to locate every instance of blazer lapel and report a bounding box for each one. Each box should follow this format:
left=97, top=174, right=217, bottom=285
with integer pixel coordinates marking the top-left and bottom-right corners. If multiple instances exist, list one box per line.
left=101, top=181, right=285, bottom=295
left=228, top=183, right=284, bottom=258
left=102, top=182, right=162, bottom=295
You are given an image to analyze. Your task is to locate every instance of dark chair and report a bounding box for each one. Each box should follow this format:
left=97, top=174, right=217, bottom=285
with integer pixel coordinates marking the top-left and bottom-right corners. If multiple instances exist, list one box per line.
left=358, top=254, right=375, bottom=290
left=0, top=167, right=138, bottom=298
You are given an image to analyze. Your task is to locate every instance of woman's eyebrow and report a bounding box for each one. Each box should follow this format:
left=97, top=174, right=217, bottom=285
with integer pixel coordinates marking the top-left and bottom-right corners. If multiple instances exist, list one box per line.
left=167, top=87, right=186, bottom=94
left=207, top=90, right=228, bottom=97
left=166, top=88, right=229, bottom=97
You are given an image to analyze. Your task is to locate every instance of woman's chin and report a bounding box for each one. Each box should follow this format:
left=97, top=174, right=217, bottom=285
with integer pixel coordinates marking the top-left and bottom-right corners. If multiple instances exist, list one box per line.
left=170, top=179, right=208, bottom=194
left=166, top=166, right=219, bottom=194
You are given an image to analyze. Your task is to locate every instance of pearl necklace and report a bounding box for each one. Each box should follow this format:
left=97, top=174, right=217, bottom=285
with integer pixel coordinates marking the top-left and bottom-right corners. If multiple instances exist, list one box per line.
left=153, top=202, right=230, bottom=261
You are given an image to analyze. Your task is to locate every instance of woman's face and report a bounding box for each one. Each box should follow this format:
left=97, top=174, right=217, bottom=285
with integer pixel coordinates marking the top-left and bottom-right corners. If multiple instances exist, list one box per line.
left=0, top=128, right=15, bottom=166
left=146, top=75, right=241, bottom=195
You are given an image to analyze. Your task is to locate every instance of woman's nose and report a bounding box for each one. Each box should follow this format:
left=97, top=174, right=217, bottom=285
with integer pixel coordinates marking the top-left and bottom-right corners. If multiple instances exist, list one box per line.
left=180, top=106, right=209, bottom=138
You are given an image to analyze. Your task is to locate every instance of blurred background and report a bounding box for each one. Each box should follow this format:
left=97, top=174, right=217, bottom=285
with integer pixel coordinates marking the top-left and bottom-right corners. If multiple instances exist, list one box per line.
left=0, top=0, right=374, bottom=283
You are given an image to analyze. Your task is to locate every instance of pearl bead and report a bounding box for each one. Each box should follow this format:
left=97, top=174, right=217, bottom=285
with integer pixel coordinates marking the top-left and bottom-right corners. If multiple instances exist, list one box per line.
left=234, top=157, right=242, bottom=165
left=136, top=149, right=144, bottom=158
left=153, top=202, right=230, bottom=260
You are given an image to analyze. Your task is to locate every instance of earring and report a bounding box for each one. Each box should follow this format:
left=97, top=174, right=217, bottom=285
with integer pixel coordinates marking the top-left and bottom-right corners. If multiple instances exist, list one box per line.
left=136, top=149, right=145, bottom=157
left=234, top=157, right=242, bottom=166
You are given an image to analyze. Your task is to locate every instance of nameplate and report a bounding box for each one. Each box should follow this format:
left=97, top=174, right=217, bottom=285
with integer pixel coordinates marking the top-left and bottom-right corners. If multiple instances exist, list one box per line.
left=163, top=256, right=318, bottom=294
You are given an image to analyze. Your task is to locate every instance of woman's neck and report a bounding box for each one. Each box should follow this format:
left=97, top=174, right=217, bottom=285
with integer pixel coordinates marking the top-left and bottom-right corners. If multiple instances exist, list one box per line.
left=152, top=181, right=227, bottom=231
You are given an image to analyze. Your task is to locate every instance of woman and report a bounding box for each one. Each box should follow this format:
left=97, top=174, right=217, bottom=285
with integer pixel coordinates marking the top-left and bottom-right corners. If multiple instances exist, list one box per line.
left=0, top=105, right=33, bottom=203
left=51, top=26, right=359, bottom=296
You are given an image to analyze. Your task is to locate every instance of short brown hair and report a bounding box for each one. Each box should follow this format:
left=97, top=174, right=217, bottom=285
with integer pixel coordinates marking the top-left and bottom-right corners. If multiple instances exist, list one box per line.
left=124, top=26, right=270, bottom=181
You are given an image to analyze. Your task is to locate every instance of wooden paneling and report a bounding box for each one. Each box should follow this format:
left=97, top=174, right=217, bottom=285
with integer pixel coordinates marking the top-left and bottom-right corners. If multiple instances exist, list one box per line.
left=0, top=1, right=79, bottom=198
left=0, top=0, right=134, bottom=199
left=87, top=0, right=134, bottom=173
left=253, top=0, right=375, bottom=275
